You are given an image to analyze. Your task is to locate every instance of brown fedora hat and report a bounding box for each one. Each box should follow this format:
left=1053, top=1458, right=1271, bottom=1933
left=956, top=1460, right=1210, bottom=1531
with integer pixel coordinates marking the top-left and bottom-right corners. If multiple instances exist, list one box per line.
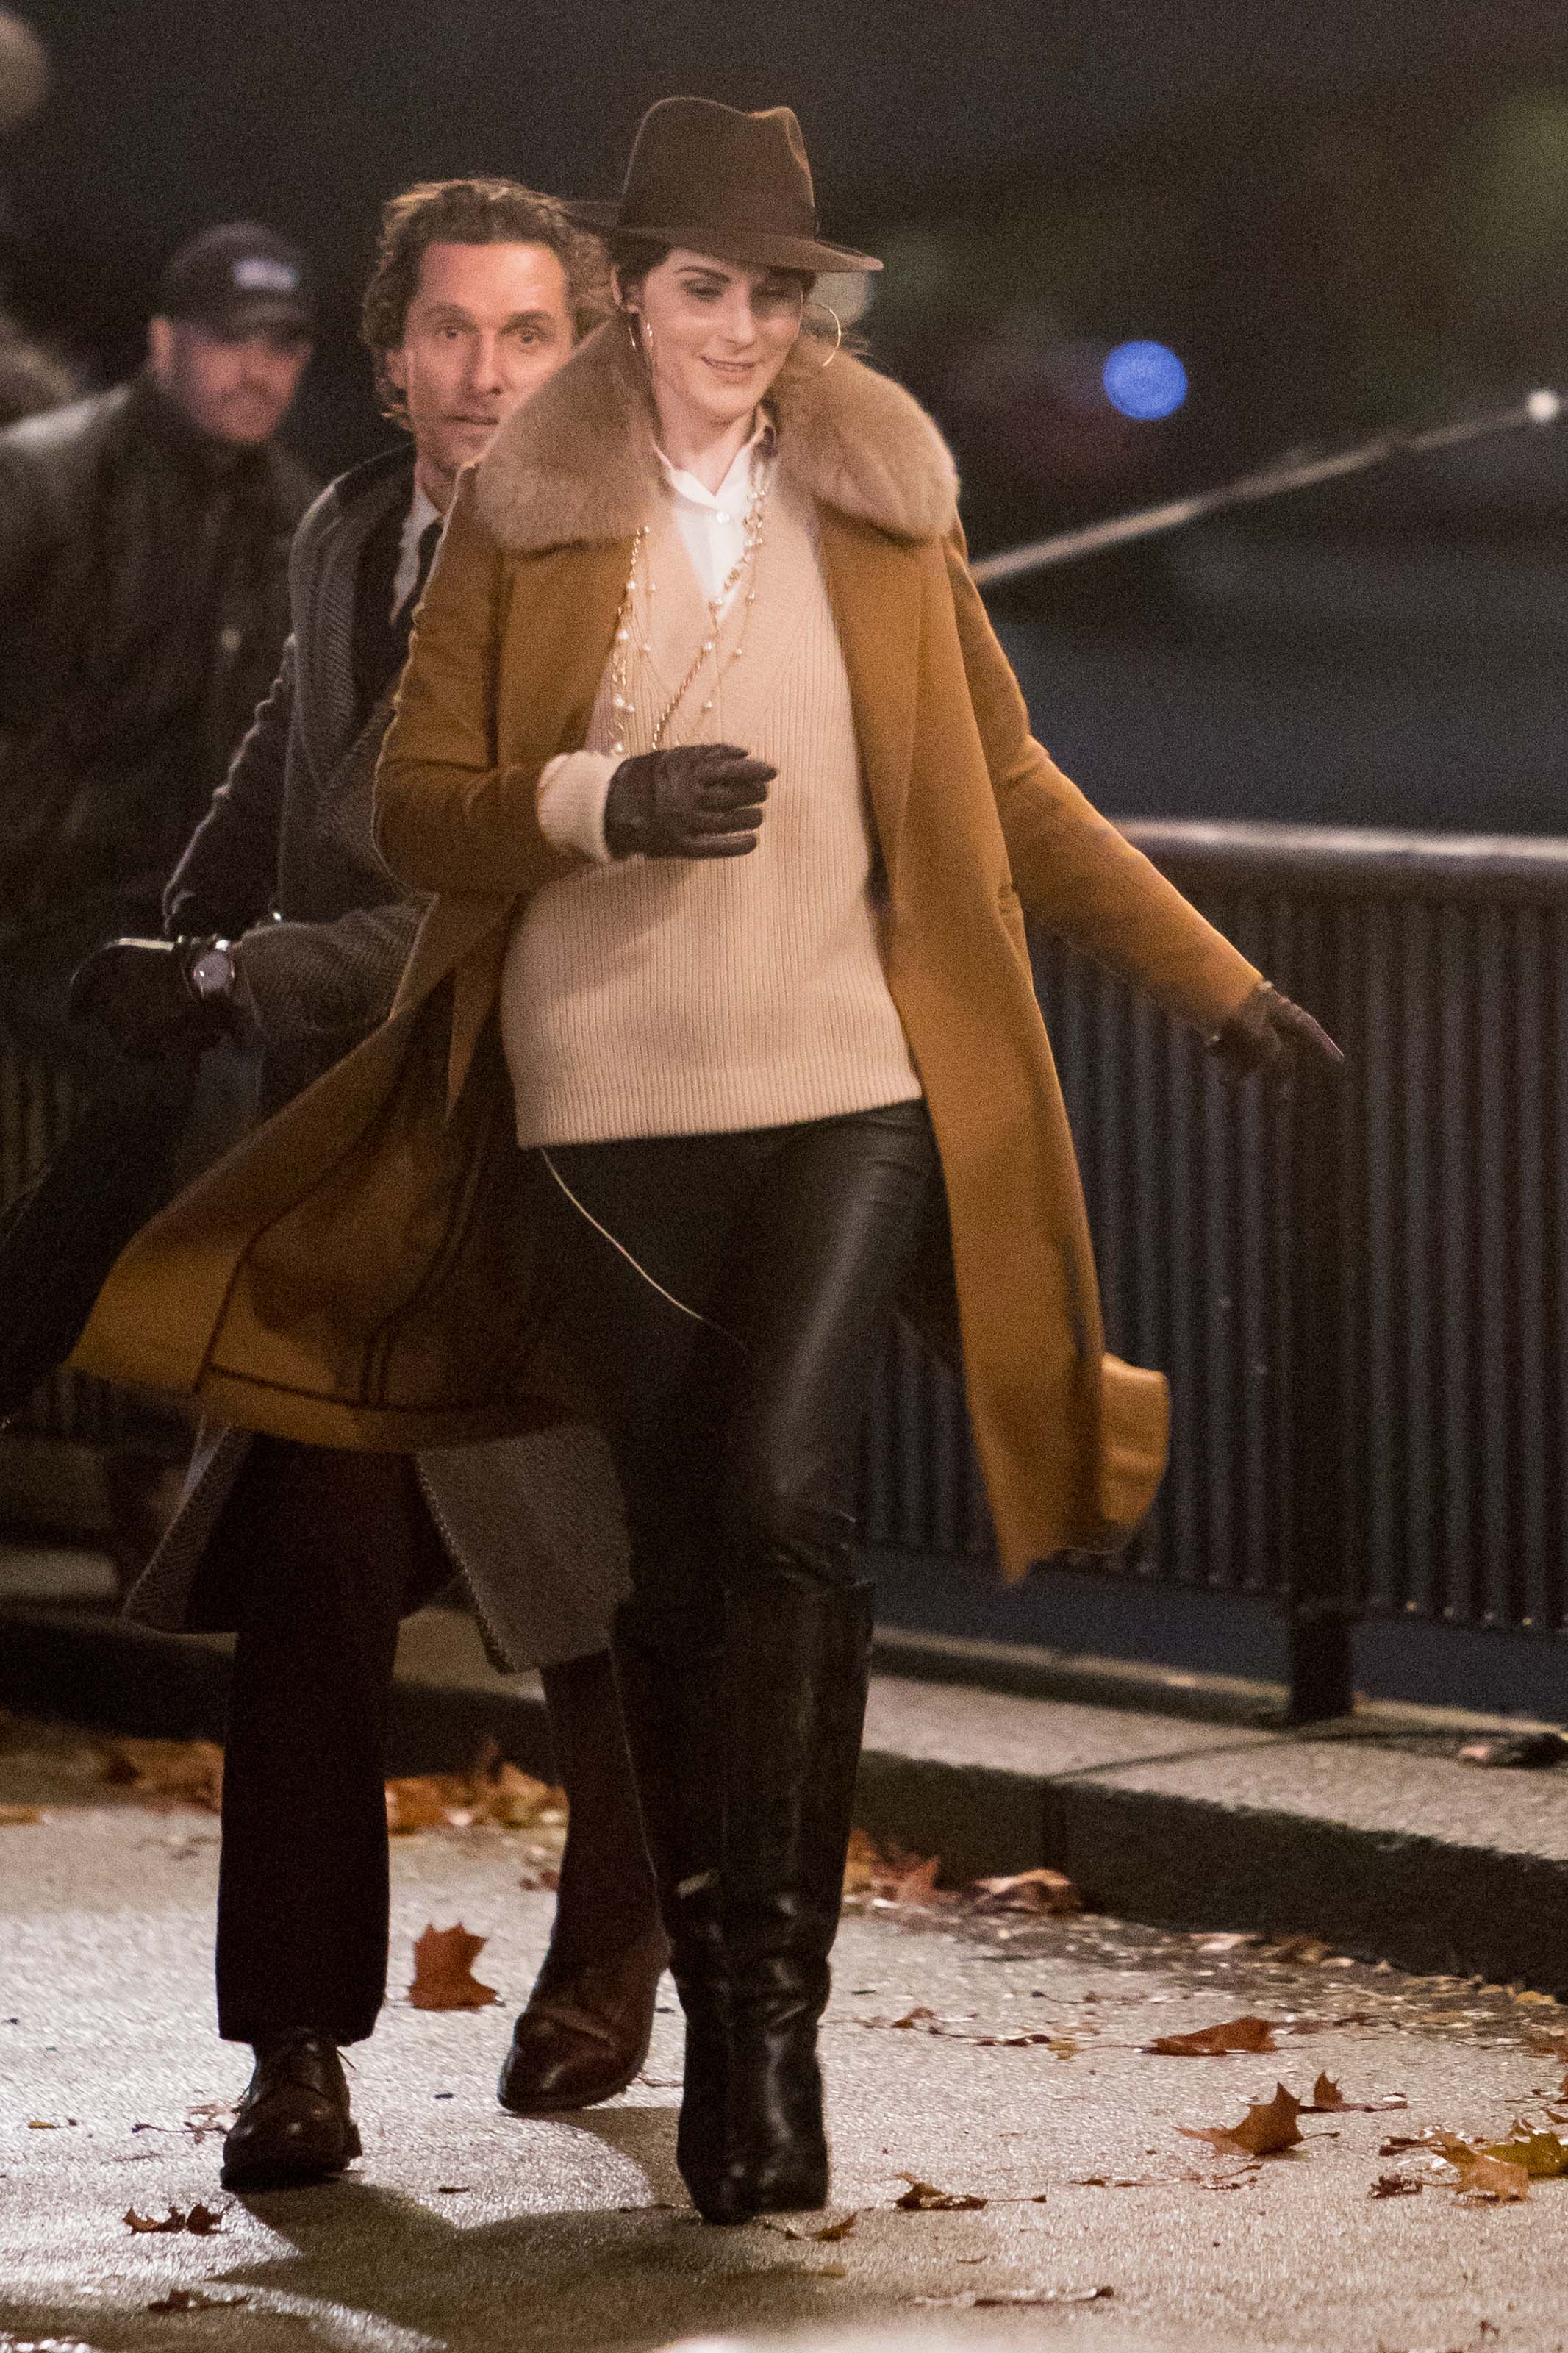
left=562, top=96, right=881, bottom=275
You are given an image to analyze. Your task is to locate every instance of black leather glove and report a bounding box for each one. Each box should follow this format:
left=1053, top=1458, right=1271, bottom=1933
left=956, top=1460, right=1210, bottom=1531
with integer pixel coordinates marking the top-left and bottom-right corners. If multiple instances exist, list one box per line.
left=604, top=743, right=776, bottom=861
left=66, top=937, right=241, bottom=1063
left=1211, top=982, right=1345, bottom=1086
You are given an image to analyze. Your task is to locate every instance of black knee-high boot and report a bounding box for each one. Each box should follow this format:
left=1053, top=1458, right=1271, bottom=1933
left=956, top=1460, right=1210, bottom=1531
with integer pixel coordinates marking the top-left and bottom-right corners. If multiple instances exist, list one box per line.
left=613, top=1571, right=873, bottom=2224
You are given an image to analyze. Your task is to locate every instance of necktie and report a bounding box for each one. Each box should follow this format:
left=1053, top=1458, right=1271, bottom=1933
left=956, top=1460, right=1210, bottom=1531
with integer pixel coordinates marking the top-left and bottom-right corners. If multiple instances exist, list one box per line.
left=393, top=517, right=442, bottom=645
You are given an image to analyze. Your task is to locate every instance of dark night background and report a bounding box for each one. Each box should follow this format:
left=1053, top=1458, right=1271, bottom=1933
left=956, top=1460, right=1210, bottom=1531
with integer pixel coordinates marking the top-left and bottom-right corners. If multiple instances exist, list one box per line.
left=7, top=0, right=1568, bottom=829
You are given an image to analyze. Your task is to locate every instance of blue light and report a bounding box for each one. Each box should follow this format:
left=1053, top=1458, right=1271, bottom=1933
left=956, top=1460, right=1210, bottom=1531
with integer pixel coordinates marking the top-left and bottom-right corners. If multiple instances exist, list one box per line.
left=1103, top=340, right=1189, bottom=421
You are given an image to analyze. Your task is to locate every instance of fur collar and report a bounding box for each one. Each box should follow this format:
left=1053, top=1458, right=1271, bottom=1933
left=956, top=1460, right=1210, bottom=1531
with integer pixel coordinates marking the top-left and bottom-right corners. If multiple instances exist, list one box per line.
left=475, top=318, right=959, bottom=555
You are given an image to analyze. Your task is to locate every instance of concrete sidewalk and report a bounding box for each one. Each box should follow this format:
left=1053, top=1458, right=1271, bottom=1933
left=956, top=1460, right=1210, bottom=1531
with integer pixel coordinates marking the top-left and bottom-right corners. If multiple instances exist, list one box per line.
left=4, top=1539, right=1568, bottom=1997
left=3, top=1715, right=1567, bottom=2353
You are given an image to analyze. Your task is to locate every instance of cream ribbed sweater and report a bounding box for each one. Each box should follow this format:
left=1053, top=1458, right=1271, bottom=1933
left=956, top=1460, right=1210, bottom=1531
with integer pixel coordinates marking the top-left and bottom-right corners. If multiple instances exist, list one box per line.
left=499, top=480, right=922, bottom=1145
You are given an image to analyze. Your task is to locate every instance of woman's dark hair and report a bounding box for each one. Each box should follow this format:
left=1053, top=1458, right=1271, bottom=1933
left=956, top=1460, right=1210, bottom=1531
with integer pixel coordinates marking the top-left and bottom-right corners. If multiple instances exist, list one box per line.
left=606, top=231, right=813, bottom=309
left=604, top=232, right=673, bottom=303
left=363, top=178, right=610, bottom=426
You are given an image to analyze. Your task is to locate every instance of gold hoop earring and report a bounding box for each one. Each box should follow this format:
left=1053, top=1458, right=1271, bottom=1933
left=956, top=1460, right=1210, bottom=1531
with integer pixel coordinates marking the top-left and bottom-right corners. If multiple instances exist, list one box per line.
left=621, top=307, right=654, bottom=377
left=803, top=299, right=842, bottom=371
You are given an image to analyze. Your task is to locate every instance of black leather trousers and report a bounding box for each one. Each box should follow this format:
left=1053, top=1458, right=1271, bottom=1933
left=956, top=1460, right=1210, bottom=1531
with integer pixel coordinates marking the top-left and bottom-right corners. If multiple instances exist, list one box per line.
left=529, top=1100, right=939, bottom=1607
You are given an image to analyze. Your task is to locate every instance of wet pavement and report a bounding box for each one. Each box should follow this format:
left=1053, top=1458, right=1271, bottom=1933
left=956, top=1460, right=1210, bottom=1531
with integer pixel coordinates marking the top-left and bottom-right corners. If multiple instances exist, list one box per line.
left=2, top=1715, right=1567, bottom=2353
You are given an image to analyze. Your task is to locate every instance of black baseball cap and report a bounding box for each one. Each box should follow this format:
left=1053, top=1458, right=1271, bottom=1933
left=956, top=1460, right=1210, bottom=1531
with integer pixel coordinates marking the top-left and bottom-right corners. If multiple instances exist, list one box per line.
left=159, top=222, right=316, bottom=341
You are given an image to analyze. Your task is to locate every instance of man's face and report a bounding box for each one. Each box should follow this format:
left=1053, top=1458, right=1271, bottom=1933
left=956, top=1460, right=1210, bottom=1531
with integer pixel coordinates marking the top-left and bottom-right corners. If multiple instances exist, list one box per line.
left=382, top=239, right=576, bottom=504
left=146, top=316, right=312, bottom=448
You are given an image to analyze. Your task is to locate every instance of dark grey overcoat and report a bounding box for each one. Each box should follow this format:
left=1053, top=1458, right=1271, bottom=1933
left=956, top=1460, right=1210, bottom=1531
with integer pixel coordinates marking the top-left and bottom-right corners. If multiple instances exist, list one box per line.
left=129, top=446, right=626, bottom=1670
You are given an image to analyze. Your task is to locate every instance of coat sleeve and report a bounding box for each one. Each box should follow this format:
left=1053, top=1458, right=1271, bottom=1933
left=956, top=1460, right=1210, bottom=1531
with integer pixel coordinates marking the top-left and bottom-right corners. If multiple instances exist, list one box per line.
left=164, top=638, right=296, bottom=938
left=374, top=471, right=577, bottom=899
left=232, top=899, right=421, bottom=1059
left=944, top=528, right=1261, bottom=1035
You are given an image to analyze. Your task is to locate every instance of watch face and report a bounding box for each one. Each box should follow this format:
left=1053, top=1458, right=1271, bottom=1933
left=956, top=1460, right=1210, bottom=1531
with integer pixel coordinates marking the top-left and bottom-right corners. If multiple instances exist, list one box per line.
left=190, top=949, right=232, bottom=998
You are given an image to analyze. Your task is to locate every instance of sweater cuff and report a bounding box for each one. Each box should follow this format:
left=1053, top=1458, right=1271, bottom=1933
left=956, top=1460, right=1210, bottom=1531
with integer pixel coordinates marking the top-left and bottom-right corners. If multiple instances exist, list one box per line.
left=537, top=751, right=620, bottom=865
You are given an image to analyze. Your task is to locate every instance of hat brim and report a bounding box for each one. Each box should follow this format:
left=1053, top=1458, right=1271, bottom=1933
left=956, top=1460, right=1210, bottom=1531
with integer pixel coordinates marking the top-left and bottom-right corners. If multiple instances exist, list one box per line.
left=561, top=202, right=881, bottom=274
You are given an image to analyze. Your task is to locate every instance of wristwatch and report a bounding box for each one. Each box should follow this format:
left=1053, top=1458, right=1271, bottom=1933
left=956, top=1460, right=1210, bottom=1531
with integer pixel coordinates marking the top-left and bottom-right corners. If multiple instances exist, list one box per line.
left=187, top=940, right=237, bottom=1004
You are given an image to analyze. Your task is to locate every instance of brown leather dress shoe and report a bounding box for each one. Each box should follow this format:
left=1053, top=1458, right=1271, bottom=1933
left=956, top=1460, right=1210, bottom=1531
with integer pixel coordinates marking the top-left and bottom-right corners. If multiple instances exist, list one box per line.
left=221, top=2029, right=362, bottom=2189
left=498, top=1922, right=668, bottom=2115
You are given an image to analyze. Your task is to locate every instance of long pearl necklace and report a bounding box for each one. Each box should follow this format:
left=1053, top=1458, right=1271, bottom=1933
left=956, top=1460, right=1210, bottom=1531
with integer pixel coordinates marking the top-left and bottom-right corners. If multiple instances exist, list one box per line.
left=609, top=446, right=772, bottom=757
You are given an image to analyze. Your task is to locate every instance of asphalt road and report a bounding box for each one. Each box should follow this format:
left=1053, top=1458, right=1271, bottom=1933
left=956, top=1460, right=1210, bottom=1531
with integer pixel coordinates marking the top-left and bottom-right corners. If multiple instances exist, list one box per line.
left=2, top=1719, right=1566, bottom=2353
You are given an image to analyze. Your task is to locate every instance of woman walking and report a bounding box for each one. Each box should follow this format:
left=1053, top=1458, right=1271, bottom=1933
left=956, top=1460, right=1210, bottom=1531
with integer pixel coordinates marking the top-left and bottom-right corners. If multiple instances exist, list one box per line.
left=373, top=96, right=1340, bottom=2223
left=72, top=97, right=1339, bottom=2224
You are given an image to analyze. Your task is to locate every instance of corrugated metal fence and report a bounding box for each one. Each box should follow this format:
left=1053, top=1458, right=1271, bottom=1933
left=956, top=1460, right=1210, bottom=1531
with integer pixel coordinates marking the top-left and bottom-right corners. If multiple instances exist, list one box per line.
left=860, top=820, right=1568, bottom=1716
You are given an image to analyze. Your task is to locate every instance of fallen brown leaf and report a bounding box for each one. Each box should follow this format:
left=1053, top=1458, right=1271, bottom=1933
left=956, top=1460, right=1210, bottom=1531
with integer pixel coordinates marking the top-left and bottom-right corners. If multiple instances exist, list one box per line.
left=408, top=1922, right=498, bottom=2010
left=385, top=1777, right=450, bottom=1835
left=486, top=1762, right=562, bottom=1828
left=100, top=1738, right=223, bottom=1813
left=1306, top=2073, right=1407, bottom=2115
left=1261, top=1934, right=1332, bottom=1964
left=893, top=1854, right=944, bottom=1905
left=855, top=2004, right=1059, bottom=2051
left=124, top=2207, right=187, bottom=2234
left=1426, top=2133, right=1532, bottom=2202
left=777, top=2211, right=859, bottom=2241
left=970, top=1868, right=1081, bottom=1916
left=913, top=2285, right=1114, bottom=2310
left=1070, top=2174, right=1160, bottom=2188
left=1144, top=2014, right=1278, bottom=2057
left=123, top=2202, right=226, bottom=2235
left=842, top=1829, right=947, bottom=1904
left=1458, top=1732, right=1568, bottom=1769
left=1369, top=2173, right=1423, bottom=2199
left=1475, top=2131, right=1568, bottom=2178
left=182, top=2101, right=237, bottom=2145
left=1178, top=2084, right=1304, bottom=2157
left=146, top=2290, right=249, bottom=2313
left=1457, top=2152, right=1531, bottom=2204
left=895, top=2174, right=988, bottom=2211
left=385, top=1753, right=567, bottom=1836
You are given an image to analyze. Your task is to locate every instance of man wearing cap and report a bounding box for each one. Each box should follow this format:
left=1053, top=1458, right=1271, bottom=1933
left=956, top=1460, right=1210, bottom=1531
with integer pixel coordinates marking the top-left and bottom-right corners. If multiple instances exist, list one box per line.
left=0, top=222, right=317, bottom=1090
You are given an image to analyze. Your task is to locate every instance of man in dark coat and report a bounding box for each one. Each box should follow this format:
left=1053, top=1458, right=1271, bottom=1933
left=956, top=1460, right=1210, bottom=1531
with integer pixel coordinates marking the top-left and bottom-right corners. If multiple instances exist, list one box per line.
left=0, top=221, right=317, bottom=1084
left=72, top=179, right=664, bottom=2193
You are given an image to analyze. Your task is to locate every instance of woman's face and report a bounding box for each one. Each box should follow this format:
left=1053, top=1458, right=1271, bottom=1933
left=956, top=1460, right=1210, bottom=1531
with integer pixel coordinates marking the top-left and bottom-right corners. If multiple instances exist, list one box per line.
left=623, top=250, right=805, bottom=437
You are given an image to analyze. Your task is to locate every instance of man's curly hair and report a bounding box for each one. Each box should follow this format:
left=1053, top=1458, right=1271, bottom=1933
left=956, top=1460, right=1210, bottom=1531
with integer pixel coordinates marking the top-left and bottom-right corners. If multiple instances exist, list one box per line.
left=362, top=179, right=609, bottom=426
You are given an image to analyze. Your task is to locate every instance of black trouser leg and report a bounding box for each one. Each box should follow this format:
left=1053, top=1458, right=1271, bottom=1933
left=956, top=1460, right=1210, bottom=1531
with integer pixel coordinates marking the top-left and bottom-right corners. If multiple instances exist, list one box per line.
left=215, top=1440, right=448, bottom=2047
left=533, top=1101, right=937, bottom=2217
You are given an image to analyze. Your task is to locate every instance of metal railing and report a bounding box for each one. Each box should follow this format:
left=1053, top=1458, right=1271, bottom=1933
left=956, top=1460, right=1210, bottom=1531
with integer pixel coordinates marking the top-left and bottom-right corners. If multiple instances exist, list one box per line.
left=6, top=817, right=1567, bottom=1721
left=859, top=819, right=1568, bottom=1718
left=0, top=1047, right=133, bottom=1449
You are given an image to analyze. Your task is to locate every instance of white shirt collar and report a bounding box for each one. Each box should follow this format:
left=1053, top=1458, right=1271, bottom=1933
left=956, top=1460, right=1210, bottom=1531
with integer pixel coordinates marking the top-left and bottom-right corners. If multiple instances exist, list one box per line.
left=656, top=414, right=773, bottom=519
left=391, top=479, right=444, bottom=621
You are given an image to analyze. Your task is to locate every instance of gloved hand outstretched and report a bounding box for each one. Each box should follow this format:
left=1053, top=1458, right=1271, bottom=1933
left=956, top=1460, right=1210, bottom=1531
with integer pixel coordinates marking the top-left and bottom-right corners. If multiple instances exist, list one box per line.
left=67, top=937, right=238, bottom=1063
left=1211, top=982, right=1344, bottom=1087
left=604, top=743, right=776, bottom=861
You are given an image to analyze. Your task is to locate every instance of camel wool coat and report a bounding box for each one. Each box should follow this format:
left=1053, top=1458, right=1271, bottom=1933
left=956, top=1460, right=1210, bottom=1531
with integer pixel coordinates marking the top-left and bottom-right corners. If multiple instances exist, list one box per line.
left=71, top=324, right=1262, bottom=1577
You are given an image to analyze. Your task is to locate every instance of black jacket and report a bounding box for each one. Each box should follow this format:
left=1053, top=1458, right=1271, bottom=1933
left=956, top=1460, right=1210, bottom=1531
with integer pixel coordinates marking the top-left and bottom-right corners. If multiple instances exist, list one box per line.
left=165, top=442, right=423, bottom=1104
left=0, top=371, right=315, bottom=926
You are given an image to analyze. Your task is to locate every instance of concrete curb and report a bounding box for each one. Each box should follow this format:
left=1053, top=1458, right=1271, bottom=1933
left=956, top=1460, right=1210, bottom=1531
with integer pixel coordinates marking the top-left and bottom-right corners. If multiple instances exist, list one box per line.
left=5, top=1598, right=1568, bottom=1997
